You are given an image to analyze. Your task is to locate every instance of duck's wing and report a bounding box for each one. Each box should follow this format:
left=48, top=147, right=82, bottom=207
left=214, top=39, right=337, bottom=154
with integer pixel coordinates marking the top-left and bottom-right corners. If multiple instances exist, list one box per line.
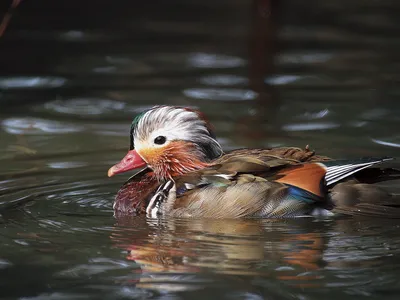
left=173, top=149, right=316, bottom=189
left=275, top=157, right=400, bottom=218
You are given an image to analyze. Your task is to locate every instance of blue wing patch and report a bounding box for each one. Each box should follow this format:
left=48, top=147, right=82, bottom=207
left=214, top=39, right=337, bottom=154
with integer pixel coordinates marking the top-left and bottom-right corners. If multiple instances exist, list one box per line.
left=286, top=185, right=320, bottom=204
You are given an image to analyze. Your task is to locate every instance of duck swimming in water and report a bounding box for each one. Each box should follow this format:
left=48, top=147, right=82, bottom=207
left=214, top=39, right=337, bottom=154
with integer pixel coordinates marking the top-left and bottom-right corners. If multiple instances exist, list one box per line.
left=108, top=106, right=400, bottom=218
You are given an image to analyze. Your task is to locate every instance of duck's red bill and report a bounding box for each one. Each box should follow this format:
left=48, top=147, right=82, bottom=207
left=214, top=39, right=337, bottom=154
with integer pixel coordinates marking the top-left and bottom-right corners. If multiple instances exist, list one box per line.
left=108, top=149, right=147, bottom=177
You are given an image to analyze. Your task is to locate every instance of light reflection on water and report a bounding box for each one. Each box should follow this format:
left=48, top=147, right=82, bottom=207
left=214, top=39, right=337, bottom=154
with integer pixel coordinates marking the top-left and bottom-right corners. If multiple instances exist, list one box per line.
left=283, top=122, right=340, bottom=132
left=0, top=77, right=67, bottom=89
left=47, top=161, right=88, bottom=169
left=183, top=88, right=258, bottom=101
left=44, top=98, right=126, bottom=116
left=2, top=118, right=84, bottom=134
left=187, top=53, right=246, bottom=68
left=371, top=137, right=400, bottom=148
left=277, top=52, right=333, bottom=65
left=199, top=74, right=248, bottom=86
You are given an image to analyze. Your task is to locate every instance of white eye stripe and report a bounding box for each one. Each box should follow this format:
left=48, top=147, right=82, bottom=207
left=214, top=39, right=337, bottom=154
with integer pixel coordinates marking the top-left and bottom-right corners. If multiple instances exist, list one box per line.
left=138, top=112, right=206, bottom=141
left=136, top=107, right=202, bottom=140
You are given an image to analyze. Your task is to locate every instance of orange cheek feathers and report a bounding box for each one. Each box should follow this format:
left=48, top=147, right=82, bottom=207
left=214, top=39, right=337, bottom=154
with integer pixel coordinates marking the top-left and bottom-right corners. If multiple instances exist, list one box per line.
left=139, top=147, right=166, bottom=166
left=138, top=141, right=209, bottom=177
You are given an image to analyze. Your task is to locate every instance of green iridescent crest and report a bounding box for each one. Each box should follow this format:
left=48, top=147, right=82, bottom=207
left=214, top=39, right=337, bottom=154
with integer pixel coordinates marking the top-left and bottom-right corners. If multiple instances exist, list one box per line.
left=131, top=111, right=146, bottom=133
left=129, top=111, right=146, bottom=149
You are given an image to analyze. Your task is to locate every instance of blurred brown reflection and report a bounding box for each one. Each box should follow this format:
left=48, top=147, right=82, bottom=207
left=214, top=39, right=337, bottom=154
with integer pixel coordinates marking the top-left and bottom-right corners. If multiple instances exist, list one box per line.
left=0, top=0, right=21, bottom=38
left=236, top=0, right=282, bottom=147
left=110, top=217, right=328, bottom=290
left=109, top=215, right=400, bottom=292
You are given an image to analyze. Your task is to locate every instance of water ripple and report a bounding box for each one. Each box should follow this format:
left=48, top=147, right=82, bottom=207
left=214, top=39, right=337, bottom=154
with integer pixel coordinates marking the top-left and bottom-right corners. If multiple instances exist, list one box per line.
left=283, top=122, right=340, bottom=131
left=0, top=77, right=67, bottom=89
left=54, top=55, right=153, bottom=75
left=278, top=52, right=333, bottom=65
left=265, top=75, right=302, bottom=85
left=47, top=162, right=88, bottom=169
left=60, top=30, right=86, bottom=41
left=44, top=98, right=126, bottom=116
left=371, top=136, right=400, bottom=148
left=13, top=29, right=109, bottom=42
left=57, top=258, right=137, bottom=277
left=2, top=118, right=84, bottom=134
left=361, top=108, right=390, bottom=120
left=296, top=109, right=330, bottom=120
left=92, top=66, right=118, bottom=73
left=183, top=88, right=257, bottom=101
left=0, top=259, right=12, bottom=269
left=187, top=53, right=246, bottom=68
left=20, top=293, right=90, bottom=300
left=199, top=74, right=248, bottom=86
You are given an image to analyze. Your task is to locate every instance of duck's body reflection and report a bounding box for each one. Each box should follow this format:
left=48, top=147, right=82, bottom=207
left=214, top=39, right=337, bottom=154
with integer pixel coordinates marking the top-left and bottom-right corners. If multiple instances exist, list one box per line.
left=110, top=216, right=332, bottom=290
left=110, top=215, right=400, bottom=293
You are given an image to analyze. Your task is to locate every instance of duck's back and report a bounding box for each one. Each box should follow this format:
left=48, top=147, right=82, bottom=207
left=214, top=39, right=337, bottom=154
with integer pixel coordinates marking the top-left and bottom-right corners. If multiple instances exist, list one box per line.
left=216, top=147, right=331, bottom=165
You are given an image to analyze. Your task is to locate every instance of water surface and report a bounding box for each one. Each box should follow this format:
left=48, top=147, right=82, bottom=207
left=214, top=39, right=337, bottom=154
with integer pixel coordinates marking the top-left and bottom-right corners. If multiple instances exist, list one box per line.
left=1, top=1, right=400, bottom=299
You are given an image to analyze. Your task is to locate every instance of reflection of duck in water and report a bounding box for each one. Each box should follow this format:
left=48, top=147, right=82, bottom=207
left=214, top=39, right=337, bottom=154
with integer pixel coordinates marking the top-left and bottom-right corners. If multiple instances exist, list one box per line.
left=111, top=216, right=399, bottom=292
left=110, top=217, right=332, bottom=292
left=108, top=106, right=400, bottom=218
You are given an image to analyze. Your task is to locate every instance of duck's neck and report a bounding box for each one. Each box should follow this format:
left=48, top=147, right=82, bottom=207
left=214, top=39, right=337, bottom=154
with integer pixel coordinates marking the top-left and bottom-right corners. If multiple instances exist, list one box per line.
left=152, top=142, right=222, bottom=181
left=153, top=158, right=211, bottom=181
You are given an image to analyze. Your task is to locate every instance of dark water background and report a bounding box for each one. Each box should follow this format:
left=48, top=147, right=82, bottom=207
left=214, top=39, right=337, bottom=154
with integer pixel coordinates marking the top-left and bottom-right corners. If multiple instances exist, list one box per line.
left=1, top=0, right=400, bottom=299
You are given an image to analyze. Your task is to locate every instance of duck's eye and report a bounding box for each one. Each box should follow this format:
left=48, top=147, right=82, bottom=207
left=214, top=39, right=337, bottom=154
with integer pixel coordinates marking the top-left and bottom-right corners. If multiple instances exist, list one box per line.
left=154, top=136, right=167, bottom=145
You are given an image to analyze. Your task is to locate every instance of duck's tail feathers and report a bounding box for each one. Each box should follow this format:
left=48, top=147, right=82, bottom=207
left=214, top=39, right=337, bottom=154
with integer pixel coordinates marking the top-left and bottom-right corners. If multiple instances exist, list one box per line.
left=319, top=157, right=395, bottom=186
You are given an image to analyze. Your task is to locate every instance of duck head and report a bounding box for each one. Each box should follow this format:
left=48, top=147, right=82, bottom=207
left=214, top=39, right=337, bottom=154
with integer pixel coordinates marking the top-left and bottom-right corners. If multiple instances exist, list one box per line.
left=108, top=106, right=223, bottom=180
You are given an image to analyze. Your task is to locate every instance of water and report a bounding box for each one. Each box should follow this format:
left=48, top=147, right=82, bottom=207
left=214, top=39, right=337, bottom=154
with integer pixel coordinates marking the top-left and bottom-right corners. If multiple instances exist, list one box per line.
left=1, top=0, right=400, bottom=299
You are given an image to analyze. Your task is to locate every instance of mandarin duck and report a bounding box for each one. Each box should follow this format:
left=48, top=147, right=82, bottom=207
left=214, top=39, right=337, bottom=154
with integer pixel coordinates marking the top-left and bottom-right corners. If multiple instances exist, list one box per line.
left=108, top=106, right=400, bottom=218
